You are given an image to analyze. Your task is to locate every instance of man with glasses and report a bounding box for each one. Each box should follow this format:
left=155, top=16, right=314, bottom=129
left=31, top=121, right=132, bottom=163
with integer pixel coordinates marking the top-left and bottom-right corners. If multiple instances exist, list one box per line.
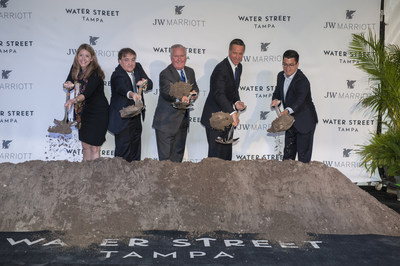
left=270, top=50, right=318, bottom=163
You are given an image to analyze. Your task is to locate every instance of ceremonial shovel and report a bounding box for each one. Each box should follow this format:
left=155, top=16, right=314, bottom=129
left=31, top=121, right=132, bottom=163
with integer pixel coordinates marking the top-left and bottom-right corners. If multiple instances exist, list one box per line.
left=215, top=106, right=246, bottom=145
left=267, top=105, right=295, bottom=133
left=47, top=86, right=74, bottom=134
left=119, top=80, right=148, bottom=118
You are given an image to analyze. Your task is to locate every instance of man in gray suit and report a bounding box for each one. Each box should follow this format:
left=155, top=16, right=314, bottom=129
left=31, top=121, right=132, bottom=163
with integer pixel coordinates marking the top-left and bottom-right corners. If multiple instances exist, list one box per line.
left=152, top=44, right=199, bottom=162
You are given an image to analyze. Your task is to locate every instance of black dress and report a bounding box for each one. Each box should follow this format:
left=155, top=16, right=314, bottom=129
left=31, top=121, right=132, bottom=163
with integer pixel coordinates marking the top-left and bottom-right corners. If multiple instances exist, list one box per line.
left=66, top=70, right=109, bottom=146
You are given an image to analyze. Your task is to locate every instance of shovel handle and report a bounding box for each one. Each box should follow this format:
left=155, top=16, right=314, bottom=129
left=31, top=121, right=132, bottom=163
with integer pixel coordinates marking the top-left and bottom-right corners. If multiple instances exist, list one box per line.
left=62, top=90, right=71, bottom=123
left=272, top=105, right=281, bottom=116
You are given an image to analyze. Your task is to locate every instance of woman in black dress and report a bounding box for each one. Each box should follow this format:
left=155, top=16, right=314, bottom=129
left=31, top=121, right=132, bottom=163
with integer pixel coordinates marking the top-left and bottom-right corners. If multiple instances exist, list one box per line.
left=64, top=43, right=109, bottom=161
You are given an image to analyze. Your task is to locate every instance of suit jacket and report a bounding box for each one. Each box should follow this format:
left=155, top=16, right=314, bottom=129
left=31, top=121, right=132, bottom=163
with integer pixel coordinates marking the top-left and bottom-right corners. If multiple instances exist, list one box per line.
left=108, top=63, right=153, bottom=135
left=201, top=57, right=242, bottom=128
left=152, top=64, right=199, bottom=135
left=272, top=69, right=318, bottom=133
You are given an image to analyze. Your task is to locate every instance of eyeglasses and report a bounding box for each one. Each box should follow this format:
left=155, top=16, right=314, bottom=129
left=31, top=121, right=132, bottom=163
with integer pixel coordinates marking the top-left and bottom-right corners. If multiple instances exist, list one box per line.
left=282, top=63, right=297, bottom=68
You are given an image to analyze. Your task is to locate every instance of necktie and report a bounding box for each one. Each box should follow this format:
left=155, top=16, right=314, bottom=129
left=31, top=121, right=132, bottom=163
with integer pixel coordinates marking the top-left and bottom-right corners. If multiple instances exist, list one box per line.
left=234, top=67, right=238, bottom=85
left=180, top=70, right=186, bottom=82
left=130, top=72, right=137, bottom=93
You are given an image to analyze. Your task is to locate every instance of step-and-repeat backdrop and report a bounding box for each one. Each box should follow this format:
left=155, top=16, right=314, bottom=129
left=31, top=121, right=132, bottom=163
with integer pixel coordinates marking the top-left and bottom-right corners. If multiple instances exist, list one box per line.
left=1, top=0, right=383, bottom=183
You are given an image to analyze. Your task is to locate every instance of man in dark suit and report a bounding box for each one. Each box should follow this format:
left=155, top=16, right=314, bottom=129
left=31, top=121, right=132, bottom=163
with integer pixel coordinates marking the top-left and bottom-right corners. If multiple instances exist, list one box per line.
left=152, top=44, right=199, bottom=162
left=200, top=39, right=247, bottom=160
left=271, top=50, right=318, bottom=163
left=108, top=48, right=153, bottom=162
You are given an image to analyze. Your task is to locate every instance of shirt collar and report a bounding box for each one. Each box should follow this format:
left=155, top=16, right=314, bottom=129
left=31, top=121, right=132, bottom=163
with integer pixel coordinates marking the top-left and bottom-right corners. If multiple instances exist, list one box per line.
left=227, top=56, right=237, bottom=73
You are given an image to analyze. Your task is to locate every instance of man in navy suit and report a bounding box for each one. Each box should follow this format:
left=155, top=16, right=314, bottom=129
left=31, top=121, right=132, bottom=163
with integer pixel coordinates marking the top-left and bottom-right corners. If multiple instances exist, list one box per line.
left=200, top=39, right=247, bottom=160
left=152, top=44, right=199, bottom=162
left=108, top=48, right=153, bottom=162
left=271, top=50, right=318, bottom=163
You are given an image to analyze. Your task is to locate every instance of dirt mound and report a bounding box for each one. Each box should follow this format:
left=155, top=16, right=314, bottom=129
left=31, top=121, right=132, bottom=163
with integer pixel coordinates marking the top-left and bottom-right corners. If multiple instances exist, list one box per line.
left=0, top=158, right=399, bottom=247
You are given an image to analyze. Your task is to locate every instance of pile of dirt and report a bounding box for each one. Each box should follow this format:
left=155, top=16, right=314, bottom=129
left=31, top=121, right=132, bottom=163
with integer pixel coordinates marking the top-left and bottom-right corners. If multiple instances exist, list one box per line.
left=0, top=158, right=399, bottom=247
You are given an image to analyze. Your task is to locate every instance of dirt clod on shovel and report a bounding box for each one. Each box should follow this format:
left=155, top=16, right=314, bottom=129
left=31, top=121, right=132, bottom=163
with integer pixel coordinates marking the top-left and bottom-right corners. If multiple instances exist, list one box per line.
left=48, top=119, right=74, bottom=134
left=169, top=81, right=192, bottom=98
left=120, top=102, right=144, bottom=118
left=210, top=111, right=233, bottom=131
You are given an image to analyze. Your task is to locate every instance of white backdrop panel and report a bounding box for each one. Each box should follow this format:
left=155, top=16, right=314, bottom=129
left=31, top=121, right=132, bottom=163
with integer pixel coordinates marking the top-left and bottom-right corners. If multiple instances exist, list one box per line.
left=0, top=0, right=386, bottom=183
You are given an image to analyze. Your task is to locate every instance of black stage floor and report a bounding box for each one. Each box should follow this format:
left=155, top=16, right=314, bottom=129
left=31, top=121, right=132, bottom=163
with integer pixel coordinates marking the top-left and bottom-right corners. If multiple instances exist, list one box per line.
left=0, top=186, right=399, bottom=265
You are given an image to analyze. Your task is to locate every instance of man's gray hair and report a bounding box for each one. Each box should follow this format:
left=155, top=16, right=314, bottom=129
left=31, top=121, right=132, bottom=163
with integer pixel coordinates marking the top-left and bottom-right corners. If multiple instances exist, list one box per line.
left=170, top=44, right=186, bottom=56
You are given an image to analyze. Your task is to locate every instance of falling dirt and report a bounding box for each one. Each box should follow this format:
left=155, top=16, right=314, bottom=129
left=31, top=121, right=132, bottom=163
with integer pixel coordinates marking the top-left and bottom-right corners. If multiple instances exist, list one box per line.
left=1, top=158, right=399, bottom=248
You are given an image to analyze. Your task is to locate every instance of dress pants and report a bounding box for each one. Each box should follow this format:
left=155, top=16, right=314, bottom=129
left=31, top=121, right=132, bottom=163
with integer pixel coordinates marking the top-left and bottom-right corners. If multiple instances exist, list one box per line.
left=283, top=125, right=315, bottom=163
left=155, top=117, right=188, bottom=162
left=205, top=126, right=232, bottom=161
left=114, top=115, right=142, bottom=162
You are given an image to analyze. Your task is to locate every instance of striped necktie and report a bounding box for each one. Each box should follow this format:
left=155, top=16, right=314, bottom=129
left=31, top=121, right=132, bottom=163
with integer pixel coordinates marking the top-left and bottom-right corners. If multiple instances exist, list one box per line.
left=180, top=70, right=186, bottom=82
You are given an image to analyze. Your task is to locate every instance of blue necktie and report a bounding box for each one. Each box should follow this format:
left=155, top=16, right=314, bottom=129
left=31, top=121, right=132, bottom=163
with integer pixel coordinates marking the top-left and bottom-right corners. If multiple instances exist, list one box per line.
left=234, top=67, right=238, bottom=85
left=180, top=70, right=186, bottom=82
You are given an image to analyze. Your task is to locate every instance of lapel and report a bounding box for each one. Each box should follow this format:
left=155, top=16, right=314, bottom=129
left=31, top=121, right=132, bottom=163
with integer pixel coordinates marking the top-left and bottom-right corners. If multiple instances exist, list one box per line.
left=169, top=64, right=182, bottom=82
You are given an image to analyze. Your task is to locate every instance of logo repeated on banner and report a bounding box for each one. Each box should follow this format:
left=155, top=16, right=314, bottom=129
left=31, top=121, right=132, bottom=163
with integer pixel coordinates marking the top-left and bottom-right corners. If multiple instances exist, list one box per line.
left=152, top=5, right=206, bottom=27
left=0, top=40, right=33, bottom=54
left=237, top=14, right=292, bottom=29
left=64, top=7, right=120, bottom=23
left=175, top=5, right=184, bottom=15
left=322, top=147, right=363, bottom=169
left=260, top=111, right=270, bottom=121
left=242, top=42, right=282, bottom=63
left=323, top=9, right=376, bottom=30
left=236, top=154, right=284, bottom=160
left=240, top=85, right=275, bottom=99
left=152, top=45, right=206, bottom=61
left=236, top=107, right=271, bottom=132
left=66, top=37, right=119, bottom=57
left=321, top=117, right=374, bottom=133
left=189, top=116, right=201, bottom=123
left=236, top=123, right=271, bottom=131
left=322, top=49, right=373, bottom=64
left=1, top=69, right=33, bottom=90
left=322, top=79, right=372, bottom=100
left=342, top=148, right=353, bottom=157
left=0, top=0, right=32, bottom=20
left=152, top=46, right=206, bottom=58
left=2, top=139, right=12, bottom=149
left=0, top=139, right=33, bottom=161
left=0, top=110, right=34, bottom=124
